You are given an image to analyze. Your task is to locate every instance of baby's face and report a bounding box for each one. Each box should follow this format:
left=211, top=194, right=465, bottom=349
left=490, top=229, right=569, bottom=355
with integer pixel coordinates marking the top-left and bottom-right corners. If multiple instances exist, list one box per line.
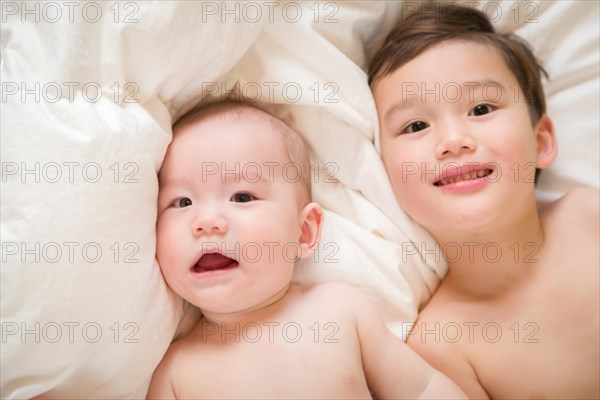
left=156, top=115, right=308, bottom=315
left=373, top=40, right=554, bottom=235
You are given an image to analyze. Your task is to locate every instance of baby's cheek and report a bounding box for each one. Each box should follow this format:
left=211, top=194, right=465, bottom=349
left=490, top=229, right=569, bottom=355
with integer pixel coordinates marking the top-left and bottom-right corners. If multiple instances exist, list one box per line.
left=156, top=215, right=175, bottom=239
left=155, top=223, right=174, bottom=264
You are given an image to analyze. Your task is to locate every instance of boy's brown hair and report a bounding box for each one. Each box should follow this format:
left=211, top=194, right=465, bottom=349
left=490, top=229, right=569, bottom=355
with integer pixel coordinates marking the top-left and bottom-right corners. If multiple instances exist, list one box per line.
left=368, top=3, right=548, bottom=181
left=369, top=3, right=548, bottom=124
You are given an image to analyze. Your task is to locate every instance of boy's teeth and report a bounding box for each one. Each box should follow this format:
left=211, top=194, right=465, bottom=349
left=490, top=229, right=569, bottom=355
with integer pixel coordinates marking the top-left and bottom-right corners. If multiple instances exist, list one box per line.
left=439, top=169, right=490, bottom=186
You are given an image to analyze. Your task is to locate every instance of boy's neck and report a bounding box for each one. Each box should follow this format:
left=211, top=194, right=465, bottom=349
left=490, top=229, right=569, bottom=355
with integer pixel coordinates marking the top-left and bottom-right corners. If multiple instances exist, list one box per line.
left=431, top=199, right=545, bottom=299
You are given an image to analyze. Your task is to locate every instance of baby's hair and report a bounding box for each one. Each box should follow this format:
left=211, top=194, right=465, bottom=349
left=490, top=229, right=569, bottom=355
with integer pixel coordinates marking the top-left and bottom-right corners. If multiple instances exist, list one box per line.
left=173, top=101, right=312, bottom=206
left=368, top=3, right=548, bottom=182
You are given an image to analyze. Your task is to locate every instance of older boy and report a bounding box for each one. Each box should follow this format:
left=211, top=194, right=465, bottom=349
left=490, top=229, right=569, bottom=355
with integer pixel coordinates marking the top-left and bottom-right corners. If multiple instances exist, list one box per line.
left=370, top=4, right=599, bottom=399
left=147, top=102, right=467, bottom=399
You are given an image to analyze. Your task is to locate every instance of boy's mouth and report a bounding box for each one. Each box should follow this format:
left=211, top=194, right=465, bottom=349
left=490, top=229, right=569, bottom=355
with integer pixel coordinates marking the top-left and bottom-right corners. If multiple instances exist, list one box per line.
left=192, top=253, right=238, bottom=273
left=434, top=167, right=494, bottom=187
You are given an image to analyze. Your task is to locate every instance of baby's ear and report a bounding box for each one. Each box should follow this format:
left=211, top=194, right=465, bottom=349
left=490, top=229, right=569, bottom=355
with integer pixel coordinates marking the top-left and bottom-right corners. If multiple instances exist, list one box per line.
left=535, top=114, right=557, bottom=169
left=298, top=202, right=324, bottom=259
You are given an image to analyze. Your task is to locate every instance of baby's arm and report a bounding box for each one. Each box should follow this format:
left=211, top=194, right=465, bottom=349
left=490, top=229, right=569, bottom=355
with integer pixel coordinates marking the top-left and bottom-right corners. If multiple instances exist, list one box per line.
left=337, top=284, right=468, bottom=399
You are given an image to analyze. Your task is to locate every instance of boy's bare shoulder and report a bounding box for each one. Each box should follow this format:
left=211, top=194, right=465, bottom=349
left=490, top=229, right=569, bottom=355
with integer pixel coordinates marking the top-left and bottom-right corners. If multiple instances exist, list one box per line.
left=407, top=303, right=488, bottom=398
left=541, top=187, right=599, bottom=261
left=542, top=187, right=599, bottom=229
left=408, top=285, right=470, bottom=351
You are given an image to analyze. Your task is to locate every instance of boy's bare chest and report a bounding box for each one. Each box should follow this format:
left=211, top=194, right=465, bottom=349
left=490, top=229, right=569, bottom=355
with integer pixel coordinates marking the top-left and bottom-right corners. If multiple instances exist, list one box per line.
left=422, top=261, right=599, bottom=398
left=469, top=304, right=599, bottom=399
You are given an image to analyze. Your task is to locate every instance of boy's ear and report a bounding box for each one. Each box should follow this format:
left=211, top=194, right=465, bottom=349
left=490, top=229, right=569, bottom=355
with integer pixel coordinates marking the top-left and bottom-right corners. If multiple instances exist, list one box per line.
left=535, top=114, right=557, bottom=169
left=298, top=202, right=324, bottom=259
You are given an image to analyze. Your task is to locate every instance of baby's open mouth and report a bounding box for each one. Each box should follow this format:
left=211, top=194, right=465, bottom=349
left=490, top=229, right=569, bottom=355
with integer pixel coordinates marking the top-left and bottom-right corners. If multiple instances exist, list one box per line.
left=434, top=168, right=494, bottom=187
left=192, top=253, right=238, bottom=273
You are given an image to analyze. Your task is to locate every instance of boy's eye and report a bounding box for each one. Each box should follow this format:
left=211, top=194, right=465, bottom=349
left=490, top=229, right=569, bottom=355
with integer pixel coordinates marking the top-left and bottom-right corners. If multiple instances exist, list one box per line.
left=172, top=197, right=192, bottom=208
left=230, top=192, right=256, bottom=203
left=470, top=104, right=495, bottom=116
left=402, top=120, right=429, bottom=134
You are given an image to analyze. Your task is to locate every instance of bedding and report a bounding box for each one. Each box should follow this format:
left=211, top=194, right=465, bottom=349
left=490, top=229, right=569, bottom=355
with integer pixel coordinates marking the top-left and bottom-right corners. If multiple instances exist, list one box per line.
left=1, top=0, right=598, bottom=398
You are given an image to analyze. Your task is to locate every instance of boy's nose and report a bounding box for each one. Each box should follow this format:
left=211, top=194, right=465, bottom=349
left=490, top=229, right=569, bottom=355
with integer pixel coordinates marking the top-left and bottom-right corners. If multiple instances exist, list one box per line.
left=435, top=126, right=477, bottom=159
left=192, top=210, right=228, bottom=235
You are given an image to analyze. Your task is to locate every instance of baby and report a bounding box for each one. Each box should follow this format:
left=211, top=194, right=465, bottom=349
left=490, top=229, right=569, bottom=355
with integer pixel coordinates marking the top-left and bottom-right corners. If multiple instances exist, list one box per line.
left=147, top=101, right=467, bottom=399
left=370, top=4, right=599, bottom=399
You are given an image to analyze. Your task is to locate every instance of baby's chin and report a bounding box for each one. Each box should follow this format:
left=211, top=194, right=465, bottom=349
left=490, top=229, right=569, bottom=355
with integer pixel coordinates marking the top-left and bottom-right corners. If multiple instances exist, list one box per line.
left=192, top=287, right=292, bottom=320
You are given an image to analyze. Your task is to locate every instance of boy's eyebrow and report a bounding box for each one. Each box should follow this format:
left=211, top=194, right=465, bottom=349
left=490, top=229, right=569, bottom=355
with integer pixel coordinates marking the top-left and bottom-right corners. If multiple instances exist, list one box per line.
left=382, top=79, right=508, bottom=124
left=382, top=95, right=425, bottom=124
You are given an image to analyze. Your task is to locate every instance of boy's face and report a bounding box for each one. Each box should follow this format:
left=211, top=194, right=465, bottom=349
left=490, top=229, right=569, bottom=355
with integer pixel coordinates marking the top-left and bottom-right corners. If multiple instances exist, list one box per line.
left=373, top=41, right=555, bottom=235
left=156, top=115, right=316, bottom=315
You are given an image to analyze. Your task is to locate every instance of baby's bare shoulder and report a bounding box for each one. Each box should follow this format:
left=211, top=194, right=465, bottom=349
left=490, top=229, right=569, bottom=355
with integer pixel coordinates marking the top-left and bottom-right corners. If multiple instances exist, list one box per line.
left=157, top=327, right=205, bottom=367
left=147, top=334, right=199, bottom=397
left=302, top=282, right=374, bottom=308
left=298, top=282, right=385, bottom=326
left=304, top=281, right=364, bottom=296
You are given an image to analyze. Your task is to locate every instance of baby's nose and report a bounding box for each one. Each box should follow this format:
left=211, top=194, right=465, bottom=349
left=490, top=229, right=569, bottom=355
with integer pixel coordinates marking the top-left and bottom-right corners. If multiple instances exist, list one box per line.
left=193, top=210, right=228, bottom=235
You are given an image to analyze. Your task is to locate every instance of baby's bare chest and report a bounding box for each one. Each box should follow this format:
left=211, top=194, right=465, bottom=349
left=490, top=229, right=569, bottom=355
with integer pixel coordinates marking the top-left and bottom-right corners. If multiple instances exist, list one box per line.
left=175, top=318, right=372, bottom=398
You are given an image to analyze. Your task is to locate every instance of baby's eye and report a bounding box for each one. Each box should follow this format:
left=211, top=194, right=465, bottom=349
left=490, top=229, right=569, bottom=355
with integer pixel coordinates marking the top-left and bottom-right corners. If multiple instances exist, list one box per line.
left=402, top=120, right=429, bottom=134
left=470, top=104, right=495, bottom=116
left=172, top=197, right=192, bottom=208
left=230, top=192, right=256, bottom=203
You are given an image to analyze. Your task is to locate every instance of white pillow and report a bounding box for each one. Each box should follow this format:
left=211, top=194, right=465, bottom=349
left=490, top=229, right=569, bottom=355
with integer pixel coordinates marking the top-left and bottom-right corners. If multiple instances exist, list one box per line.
left=1, top=3, right=263, bottom=398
